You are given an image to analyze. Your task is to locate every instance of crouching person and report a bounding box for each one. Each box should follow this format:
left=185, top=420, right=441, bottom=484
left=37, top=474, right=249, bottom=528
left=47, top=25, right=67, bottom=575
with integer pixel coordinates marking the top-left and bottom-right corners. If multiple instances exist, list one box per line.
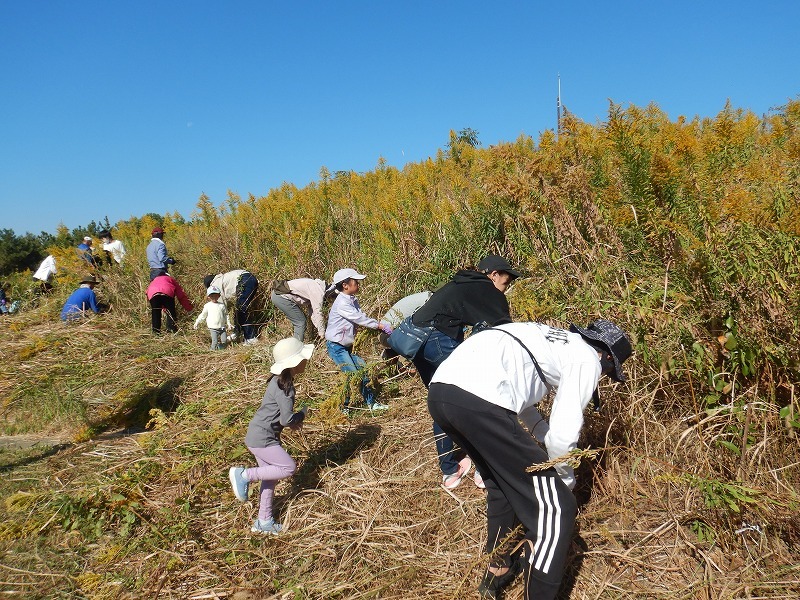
left=427, top=320, right=632, bottom=599
left=60, top=275, right=101, bottom=321
left=228, top=338, right=314, bottom=534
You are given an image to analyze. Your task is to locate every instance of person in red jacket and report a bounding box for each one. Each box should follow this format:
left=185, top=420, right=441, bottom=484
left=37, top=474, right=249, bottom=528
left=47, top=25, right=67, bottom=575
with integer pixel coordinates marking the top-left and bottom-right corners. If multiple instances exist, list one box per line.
left=146, top=273, right=194, bottom=333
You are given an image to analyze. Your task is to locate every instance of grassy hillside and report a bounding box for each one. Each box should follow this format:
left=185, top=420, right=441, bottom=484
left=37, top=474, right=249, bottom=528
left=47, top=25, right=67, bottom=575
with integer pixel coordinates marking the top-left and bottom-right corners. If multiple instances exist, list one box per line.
left=1, top=99, right=799, bottom=598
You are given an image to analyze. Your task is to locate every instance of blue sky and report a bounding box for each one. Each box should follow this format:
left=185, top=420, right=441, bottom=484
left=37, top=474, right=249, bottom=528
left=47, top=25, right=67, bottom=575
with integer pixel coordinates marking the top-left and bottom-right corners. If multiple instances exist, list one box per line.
left=2, top=1, right=798, bottom=236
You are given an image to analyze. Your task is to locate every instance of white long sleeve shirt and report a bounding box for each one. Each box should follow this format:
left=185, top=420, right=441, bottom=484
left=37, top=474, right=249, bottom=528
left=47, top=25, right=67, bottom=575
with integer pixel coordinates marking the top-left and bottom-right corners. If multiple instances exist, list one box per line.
left=194, top=301, right=232, bottom=330
left=280, top=278, right=327, bottom=337
left=33, top=255, right=57, bottom=281
left=431, top=322, right=602, bottom=489
left=102, top=239, right=126, bottom=264
left=325, top=292, right=379, bottom=346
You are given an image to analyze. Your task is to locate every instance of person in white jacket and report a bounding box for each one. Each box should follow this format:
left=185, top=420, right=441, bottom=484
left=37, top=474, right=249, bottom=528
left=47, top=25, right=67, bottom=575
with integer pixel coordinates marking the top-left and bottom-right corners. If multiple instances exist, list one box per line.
left=32, top=254, right=57, bottom=292
left=194, top=286, right=233, bottom=350
left=427, top=320, right=632, bottom=600
left=203, top=270, right=259, bottom=344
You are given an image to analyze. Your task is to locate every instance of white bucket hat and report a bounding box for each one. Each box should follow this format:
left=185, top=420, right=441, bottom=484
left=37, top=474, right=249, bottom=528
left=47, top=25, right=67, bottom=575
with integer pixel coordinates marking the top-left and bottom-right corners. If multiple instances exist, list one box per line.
left=270, top=337, right=315, bottom=375
left=206, top=285, right=221, bottom=296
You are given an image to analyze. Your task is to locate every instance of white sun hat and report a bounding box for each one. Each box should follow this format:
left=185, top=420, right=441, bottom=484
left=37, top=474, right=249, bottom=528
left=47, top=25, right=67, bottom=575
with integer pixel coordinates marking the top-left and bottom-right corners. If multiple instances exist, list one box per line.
left=270, top=337, right=315, bottom=375
left=206, top=286, right=221, bottom=296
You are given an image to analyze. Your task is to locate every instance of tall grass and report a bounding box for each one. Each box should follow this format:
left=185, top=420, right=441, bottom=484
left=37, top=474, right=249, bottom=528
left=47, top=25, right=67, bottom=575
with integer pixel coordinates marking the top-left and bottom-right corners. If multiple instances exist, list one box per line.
left=1, top=99, right=798, bottom=598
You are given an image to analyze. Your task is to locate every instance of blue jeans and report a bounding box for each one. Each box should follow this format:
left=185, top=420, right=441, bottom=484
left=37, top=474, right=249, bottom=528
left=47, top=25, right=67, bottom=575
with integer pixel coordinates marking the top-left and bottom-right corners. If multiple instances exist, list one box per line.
left=236, top=272, right=259, bottom=340
left=326, top=341, right=376, bottom=407
left=412, top=329, right=464, bottom=475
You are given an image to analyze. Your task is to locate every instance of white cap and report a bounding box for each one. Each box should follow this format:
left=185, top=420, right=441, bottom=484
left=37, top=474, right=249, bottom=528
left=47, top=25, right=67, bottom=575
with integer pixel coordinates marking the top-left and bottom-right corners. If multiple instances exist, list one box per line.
left=270, top=337, right=315, bottom=375
left=331, top=268, right=366, bottom=286
left=206, top=286, right=221, bottom=296
left=83, top=236, right=92, bottom=241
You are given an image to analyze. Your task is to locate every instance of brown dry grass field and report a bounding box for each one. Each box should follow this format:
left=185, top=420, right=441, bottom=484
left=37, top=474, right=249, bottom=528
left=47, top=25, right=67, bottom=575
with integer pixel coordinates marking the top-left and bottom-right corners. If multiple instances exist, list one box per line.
left=1, top=279, right=798, bottom=600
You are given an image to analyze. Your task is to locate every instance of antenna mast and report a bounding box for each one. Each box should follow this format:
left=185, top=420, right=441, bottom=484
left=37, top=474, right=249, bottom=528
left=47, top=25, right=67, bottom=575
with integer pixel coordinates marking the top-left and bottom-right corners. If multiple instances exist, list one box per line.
left=557, top=73, right=562, bottom=141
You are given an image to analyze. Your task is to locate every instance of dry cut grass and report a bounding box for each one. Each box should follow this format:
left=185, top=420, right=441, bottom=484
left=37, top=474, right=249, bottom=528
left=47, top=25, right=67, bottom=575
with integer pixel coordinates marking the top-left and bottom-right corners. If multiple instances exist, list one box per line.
left=1, top=291, right=799, bottom=600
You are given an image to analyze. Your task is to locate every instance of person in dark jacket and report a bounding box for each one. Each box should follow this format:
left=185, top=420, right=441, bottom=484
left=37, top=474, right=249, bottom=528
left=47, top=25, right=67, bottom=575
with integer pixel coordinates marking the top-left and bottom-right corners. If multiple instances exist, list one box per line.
left=411, top=255, right=521, bottom=489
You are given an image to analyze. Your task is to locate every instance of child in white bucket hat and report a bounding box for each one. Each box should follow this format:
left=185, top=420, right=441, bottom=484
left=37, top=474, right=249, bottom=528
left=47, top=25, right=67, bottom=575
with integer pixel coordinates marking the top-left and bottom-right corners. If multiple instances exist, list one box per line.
left=228, top=337, right=314, bottom=534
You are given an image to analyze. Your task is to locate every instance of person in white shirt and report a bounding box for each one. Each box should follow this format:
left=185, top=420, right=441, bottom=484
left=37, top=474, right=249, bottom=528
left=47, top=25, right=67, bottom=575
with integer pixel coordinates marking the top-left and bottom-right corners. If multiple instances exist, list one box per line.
left=203, top=270, right=259, bottom=344
left=194, top=286, right=233, bottom=350
left=270, top=278, right=328, bottom=341
left=427, top=320, right=632, bottom=600
left=324, top=268, right=393, bottom=412
left=32, top=255, right=57, bottom=292
left=99, top=230, right=126, bottom=265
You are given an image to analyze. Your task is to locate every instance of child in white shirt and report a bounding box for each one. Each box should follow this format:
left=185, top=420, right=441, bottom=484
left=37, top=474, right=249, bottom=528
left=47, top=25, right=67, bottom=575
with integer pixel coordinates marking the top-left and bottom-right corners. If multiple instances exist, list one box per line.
left=194, top=286, right=233, bottom=350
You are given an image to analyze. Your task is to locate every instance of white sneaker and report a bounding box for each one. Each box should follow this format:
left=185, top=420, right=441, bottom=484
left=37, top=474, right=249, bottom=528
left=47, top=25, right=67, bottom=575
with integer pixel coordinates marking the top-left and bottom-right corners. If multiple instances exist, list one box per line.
left=369, top=402, right=389, bottom=412
left=244, top=338, right=258, bottom=345
left=473, top=470, right=486, bottom=489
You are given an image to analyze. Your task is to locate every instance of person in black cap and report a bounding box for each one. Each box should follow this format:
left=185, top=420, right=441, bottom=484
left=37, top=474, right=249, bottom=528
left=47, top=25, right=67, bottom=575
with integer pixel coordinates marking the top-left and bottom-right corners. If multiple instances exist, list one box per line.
left=409, top=254, right=521, bottom=490
left=427, top=319, right=632, bottom=600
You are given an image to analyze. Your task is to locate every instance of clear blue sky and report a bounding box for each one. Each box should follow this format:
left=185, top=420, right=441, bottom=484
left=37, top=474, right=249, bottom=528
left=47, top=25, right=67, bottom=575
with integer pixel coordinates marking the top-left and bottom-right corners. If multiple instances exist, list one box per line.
left=2, top=1, right=798, bottom=236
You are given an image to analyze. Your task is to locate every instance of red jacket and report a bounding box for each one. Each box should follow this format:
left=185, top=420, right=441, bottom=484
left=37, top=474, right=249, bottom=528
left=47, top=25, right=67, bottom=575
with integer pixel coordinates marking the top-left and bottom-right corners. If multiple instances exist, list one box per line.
left=146, top=275, right=193, bottom=312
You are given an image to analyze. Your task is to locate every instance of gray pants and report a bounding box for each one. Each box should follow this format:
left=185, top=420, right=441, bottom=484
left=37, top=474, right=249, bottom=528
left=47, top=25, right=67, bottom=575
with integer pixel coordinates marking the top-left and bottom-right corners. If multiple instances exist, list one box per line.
left=270, top=291, right=307, bottom=341
left=209, top=328, right=227, bottom=350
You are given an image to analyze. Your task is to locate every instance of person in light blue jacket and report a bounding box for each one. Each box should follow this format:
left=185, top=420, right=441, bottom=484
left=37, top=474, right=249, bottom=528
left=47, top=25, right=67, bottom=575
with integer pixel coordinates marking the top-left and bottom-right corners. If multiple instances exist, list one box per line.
left=325, top=268, right=393, bottom=412
left=146, top=227, right=175, bottom=281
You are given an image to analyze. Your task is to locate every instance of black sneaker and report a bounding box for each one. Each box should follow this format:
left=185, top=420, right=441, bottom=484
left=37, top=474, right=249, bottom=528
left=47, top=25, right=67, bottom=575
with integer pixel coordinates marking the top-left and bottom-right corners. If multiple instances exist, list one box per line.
left=477, top=555, right=523, bottom=599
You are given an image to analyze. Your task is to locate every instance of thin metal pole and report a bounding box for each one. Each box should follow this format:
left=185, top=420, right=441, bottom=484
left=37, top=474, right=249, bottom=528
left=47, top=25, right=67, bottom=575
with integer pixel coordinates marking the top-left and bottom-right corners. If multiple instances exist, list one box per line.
left=557, top=74, right=562, bottom=141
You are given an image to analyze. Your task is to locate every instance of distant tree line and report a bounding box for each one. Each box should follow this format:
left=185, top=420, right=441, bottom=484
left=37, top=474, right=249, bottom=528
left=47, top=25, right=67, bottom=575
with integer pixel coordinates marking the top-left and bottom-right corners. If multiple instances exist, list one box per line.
left=0, top=217, right=113, bottom=276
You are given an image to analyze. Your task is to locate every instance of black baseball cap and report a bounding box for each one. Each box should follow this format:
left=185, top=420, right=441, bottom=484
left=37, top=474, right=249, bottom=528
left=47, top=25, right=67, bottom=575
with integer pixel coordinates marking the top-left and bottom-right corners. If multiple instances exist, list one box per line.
left=477, top=255, right=521, bottom=279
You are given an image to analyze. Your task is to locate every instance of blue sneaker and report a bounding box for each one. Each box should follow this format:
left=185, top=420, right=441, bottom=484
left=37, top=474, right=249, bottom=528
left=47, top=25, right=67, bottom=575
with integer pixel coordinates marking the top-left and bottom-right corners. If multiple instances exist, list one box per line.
left=251, top=518, right=282, bottom=535
left=228, top=467, right=249, bottom=502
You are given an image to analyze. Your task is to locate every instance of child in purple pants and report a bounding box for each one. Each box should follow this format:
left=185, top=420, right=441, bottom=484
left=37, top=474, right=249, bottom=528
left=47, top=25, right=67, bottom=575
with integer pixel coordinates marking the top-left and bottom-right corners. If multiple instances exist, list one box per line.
left=228, top=337, right=314, bottom=534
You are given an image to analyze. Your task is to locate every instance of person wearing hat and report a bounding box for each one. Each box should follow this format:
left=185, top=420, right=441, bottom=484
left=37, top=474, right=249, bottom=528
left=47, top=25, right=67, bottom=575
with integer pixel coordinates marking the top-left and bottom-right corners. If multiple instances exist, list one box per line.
left=269, top=277, right=328, bottom=341
left=193, top=286, right=233, bottom=350
left=202, top=270, right=259, bottom=344
left=60, top=275, right=101, bottom=321
left=146, top=227, right=175, bottom=281
left=77, top=236, right=97, bottom=267
left=410, top=254, right=521, bottom=490
left=228, top=337, right=314, bottom=534
left=145, top=273, right=193, bottom=334
left=99, top=229, right=126, bottom=266
left=324, top=267, right=393, bottom=412
left=427, top=320, right=632, bottom=600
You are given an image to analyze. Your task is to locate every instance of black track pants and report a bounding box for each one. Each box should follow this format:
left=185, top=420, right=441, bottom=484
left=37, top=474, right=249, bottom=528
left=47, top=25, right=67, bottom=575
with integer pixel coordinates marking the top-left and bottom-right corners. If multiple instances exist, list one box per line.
left=428, top=383, right=577, bottom=600
left=150, top=294, right=177, bottom=333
